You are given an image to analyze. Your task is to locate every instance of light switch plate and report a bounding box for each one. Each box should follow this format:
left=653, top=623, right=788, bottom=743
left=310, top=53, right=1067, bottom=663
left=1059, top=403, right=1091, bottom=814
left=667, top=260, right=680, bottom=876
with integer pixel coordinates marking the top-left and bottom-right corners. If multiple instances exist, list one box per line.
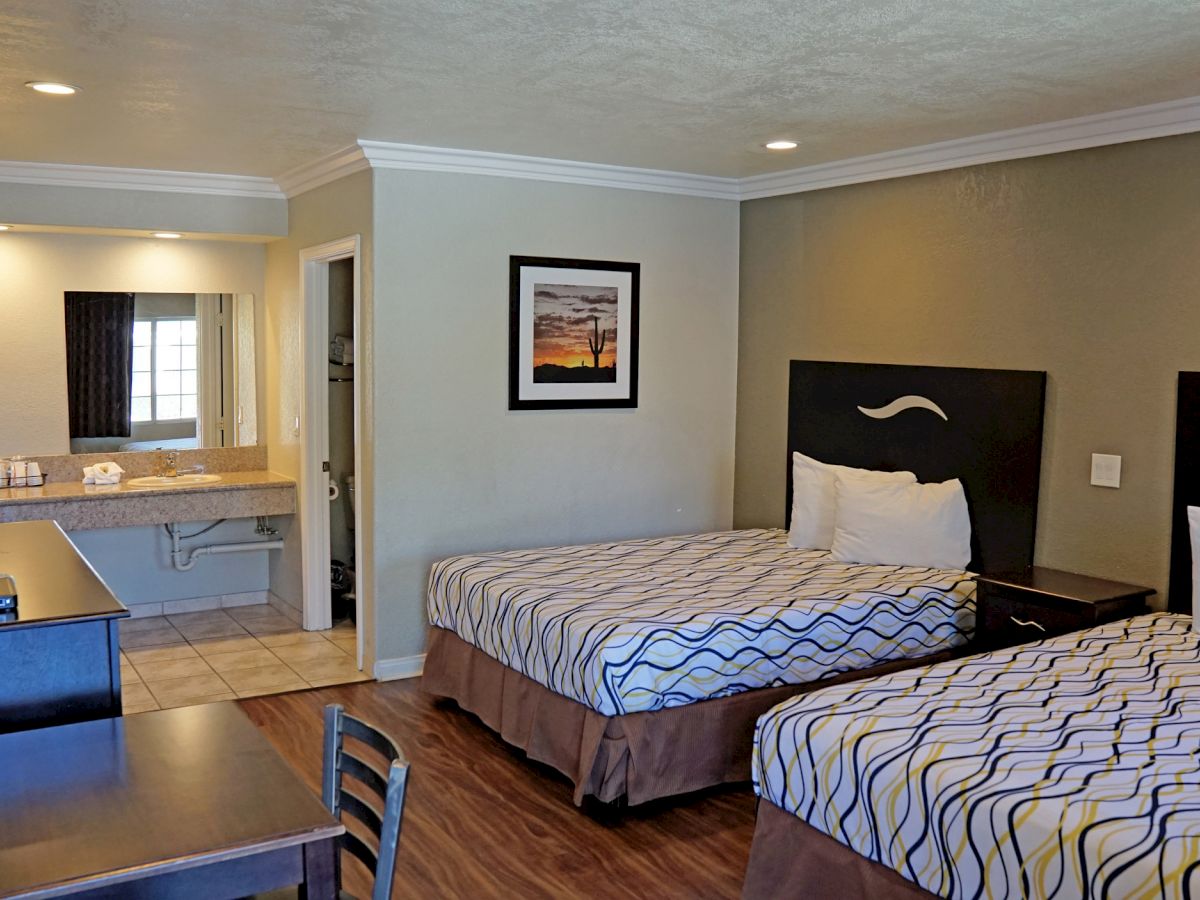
left=1091, top=453, right=1122, bottom=488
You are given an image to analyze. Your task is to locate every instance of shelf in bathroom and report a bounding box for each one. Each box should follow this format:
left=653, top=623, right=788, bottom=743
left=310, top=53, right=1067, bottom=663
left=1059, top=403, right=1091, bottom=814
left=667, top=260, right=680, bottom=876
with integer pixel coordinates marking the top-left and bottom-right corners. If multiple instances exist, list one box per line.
left=0, top=470, right=296, bottom=531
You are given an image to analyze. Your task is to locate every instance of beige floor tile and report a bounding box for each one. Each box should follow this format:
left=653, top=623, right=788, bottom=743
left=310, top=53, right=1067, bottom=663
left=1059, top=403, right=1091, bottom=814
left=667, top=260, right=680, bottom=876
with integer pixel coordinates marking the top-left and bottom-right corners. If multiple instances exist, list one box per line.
left=145, top=673, right=232, bottom=705
left=233, top=681, right=310, bottom=699
left=174, top=619, right=248, bottom=640
left=120, top=625, right=187, bottom=648
left=166, top=609, right=235, bottom=626
left=157, top=693, right=238, bottom=709
left=330, top=637, right=358, bottom=656
left=120, top=616, right=170, bottom=633
left=271, top=640, right=348, bottom=663
left=286, top=655, right=366, bottom=684
left=133, top=656, right=216, bottom=681
left=121, top=682, right=158, bottom=713
left=240, top=616, right=301, bottom=636
left=120, top=665, right=142, bottom=685
left=189, top=634, right=265, bottom=655
left=219, top=663, right=307, bottom=692
left=257, top=630, right=328, bottom=648
left=224, top=604, right=277, bottom=622
left=204, top=648, right=283, bottom=673
left=124, top=643, right=199, bottom=665
left=306, top=671, right=372, bottom=687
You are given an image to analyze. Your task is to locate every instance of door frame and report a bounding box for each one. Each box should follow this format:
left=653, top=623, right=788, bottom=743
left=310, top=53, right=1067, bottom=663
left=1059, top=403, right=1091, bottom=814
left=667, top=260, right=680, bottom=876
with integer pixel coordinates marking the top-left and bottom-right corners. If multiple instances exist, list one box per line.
left=299, top=235, right=364, bottom=669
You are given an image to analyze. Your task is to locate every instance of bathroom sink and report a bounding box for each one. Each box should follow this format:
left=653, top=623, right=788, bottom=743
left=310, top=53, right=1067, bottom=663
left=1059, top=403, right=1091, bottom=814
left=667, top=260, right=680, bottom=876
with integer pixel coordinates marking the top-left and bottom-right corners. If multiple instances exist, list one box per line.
left=126, top=474, right=223, bottom=488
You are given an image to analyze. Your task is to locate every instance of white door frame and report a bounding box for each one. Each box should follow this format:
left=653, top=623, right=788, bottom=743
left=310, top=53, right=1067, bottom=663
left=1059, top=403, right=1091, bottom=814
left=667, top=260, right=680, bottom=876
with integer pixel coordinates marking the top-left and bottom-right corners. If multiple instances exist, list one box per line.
left=299, top=235, right=364, bottom=670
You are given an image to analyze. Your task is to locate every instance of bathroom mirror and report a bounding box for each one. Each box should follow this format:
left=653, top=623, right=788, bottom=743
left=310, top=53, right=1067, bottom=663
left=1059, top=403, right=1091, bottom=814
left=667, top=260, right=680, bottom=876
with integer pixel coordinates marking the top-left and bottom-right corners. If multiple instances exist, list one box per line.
left=64, top=292, right=259, bottom=454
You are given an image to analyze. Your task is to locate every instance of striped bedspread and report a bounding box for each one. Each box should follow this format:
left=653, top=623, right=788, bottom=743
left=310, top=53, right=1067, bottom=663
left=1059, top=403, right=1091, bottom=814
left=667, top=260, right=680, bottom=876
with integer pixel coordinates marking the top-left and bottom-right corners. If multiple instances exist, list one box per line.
left=427, top=528, right=974, bottom=716
left=753, top=613, right=1200, bottom=900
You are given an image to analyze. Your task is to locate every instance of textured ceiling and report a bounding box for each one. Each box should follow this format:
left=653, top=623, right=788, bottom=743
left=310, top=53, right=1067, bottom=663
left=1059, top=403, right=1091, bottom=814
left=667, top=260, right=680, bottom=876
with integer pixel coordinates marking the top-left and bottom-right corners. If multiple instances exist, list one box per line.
left=1, top=0, right=1198, bottom=179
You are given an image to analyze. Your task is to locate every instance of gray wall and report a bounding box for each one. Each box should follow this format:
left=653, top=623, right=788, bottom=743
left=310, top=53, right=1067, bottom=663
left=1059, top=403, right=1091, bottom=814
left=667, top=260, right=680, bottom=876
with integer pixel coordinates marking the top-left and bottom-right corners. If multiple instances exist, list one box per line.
left=371, top=170, right=741, bottom=660
left=736, top=132, right=1200, bottom=606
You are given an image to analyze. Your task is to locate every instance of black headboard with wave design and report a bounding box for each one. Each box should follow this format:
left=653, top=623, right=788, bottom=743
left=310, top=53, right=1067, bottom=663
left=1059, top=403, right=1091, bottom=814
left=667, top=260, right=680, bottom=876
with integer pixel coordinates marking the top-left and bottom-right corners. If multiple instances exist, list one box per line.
left=787, top=360, right=1047, bottom=574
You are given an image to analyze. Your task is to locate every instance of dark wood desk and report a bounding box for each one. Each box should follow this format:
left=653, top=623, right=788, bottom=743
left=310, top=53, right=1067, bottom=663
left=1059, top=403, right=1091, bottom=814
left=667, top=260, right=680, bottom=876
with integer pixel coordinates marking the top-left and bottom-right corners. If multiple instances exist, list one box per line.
left=0, top=702, right=343, bottom=899
left=0, top=520, right=128, bottom=732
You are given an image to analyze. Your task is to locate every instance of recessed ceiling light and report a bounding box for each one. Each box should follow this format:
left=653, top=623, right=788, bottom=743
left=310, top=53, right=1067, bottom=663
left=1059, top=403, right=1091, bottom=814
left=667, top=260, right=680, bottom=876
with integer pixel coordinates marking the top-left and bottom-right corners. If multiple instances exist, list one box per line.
left=25, top=81, right=80, bottom=95
left=152, top=232, right=183, bottom=239
left=0, top=225, right=11, bottom=231
left=764, top=140, right=798, bottom=151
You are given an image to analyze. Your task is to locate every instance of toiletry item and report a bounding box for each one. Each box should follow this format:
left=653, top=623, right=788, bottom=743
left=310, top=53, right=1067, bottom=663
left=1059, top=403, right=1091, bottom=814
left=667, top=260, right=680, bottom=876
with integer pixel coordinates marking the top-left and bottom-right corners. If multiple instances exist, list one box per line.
left=82, top=461, right=125, bottom=485
left=0, top=575, right=16, bottom=611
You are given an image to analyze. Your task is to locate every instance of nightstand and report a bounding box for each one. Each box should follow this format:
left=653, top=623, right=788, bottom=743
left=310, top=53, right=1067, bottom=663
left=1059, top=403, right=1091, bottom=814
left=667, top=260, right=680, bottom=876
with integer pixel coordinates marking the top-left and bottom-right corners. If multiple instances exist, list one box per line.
left=974, top=566, right=1154, bottom=651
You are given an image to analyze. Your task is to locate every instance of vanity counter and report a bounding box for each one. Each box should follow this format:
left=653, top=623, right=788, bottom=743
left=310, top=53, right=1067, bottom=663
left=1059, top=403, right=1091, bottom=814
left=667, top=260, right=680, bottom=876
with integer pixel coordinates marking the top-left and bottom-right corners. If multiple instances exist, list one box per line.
left=0, top=470, right=296, bottom=530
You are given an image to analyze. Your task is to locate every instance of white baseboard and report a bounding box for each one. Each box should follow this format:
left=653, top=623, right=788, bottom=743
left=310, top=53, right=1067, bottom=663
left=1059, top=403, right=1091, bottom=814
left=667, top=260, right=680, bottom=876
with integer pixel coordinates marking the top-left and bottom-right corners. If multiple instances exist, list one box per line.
left=373, top=654, right=425, bottom=681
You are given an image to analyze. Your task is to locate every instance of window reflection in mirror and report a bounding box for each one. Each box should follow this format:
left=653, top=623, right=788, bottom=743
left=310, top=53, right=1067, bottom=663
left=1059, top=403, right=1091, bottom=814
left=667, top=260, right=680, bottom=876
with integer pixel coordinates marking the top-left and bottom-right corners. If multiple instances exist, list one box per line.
left=64, top=292, right=258, bottom=454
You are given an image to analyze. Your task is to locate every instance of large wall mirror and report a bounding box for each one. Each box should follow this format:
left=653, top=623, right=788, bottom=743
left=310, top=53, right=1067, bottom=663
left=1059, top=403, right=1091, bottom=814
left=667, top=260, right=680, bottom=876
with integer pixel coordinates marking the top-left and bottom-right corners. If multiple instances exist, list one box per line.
left=64, top=292, right=259, bottom=454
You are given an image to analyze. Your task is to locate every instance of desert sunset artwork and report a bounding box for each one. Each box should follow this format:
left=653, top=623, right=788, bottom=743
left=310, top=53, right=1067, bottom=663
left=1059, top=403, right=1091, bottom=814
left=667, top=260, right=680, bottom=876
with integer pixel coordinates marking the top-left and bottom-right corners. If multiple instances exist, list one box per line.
left=532, top=283, right=618, bottom=383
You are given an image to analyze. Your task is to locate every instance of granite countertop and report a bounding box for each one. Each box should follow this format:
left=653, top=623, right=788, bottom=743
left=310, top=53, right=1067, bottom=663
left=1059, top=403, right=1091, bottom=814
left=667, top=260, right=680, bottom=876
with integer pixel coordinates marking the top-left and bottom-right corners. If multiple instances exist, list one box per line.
left=0, top=470, right=295, bottom=507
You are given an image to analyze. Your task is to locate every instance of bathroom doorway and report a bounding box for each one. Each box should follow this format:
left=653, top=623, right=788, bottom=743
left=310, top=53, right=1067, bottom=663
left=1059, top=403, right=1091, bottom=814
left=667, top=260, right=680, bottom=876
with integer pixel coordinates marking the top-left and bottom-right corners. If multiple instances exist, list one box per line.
left=298, top=236, right=365, bottom=673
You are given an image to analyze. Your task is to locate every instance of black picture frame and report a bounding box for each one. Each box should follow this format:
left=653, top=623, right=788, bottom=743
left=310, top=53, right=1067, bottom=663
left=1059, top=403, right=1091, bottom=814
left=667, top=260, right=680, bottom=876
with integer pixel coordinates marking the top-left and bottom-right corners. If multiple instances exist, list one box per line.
left=508, top=255, right=640, bottom=410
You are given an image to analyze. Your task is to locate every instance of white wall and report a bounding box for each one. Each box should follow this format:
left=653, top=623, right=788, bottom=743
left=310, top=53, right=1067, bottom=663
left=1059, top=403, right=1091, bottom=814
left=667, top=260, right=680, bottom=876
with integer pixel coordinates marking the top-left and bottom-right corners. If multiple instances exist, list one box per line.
left=370, top=170, right=740, bottom=661
left=0, top=232, right=265, bottom=456
left=262, top=170, right=374, bottom=650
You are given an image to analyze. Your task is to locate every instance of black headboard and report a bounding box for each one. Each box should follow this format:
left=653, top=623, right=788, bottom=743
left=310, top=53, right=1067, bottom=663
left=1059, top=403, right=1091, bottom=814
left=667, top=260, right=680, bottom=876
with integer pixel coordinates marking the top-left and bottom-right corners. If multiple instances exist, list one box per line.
left=1168, top=372, right=1200, bottom=613
left=787, top=360, right=1047, bottom=574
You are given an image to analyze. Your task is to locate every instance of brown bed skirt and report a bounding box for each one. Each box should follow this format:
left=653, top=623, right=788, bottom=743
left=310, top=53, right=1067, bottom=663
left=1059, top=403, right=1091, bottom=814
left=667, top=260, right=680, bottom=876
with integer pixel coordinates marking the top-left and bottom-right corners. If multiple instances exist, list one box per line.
left=743, top=799, right=938, bottom=900
left=421, top=627, right=950, bottom=807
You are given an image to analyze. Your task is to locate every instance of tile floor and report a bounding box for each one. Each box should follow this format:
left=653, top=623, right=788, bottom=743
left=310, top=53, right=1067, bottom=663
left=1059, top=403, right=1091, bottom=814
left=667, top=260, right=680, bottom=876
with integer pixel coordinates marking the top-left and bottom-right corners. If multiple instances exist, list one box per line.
left=119, top=605, right=365, bottom=714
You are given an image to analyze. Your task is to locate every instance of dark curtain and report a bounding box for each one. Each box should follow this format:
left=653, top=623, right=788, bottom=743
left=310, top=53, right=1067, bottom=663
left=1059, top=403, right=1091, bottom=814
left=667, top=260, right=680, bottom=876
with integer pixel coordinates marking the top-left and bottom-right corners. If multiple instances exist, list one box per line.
left=64, top=291, right=135, bottom=438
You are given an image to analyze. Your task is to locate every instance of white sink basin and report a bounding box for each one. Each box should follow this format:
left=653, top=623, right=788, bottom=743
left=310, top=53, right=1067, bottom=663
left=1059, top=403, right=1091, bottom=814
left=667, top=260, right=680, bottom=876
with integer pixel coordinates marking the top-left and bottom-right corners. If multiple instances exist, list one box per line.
left=126, top=474, right=223, bottom=489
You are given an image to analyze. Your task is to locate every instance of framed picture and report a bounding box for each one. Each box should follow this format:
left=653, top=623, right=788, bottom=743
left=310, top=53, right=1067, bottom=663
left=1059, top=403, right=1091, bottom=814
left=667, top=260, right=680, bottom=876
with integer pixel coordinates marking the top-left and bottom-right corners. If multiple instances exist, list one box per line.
left=508, top=255, right=640, bottom=410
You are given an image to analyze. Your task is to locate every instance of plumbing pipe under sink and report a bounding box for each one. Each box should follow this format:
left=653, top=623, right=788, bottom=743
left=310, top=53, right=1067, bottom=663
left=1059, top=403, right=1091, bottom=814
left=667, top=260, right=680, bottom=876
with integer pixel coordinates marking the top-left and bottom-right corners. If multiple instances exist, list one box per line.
left=167, top=522, right=284, bottom=572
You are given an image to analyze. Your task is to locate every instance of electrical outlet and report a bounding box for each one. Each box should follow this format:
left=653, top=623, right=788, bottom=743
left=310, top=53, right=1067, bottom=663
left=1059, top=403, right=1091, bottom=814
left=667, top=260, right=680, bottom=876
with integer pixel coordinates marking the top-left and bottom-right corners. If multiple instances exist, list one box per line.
left=1090, top=453, right=1122, bottom=489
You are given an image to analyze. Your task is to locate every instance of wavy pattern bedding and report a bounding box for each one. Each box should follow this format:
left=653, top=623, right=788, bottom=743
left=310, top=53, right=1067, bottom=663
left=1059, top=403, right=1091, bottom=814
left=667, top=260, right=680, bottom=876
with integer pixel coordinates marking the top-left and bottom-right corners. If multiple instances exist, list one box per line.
left=753, top=613, right=1200, bottom=900
left=427, top=528, right=974, bottom=716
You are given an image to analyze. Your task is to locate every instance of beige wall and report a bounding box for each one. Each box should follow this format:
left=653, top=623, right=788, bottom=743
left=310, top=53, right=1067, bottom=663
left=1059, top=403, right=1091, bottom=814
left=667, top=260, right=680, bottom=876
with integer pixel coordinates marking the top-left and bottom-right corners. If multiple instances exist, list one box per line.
left=736, top=132, right=1200, bottom=605
left=0, top=181, right=286, bottom=236
left=371, top=169, right=741, bottom=660
left=262, top=170, right=374, bottom=658
left=0, top=231, right=265, bottom=456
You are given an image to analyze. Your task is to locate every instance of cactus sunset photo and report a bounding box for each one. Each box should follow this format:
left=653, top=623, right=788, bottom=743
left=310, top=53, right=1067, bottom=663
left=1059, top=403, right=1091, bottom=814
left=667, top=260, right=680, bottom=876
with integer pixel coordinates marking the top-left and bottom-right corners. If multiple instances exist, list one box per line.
left=531, top=283, right=618, bottom=383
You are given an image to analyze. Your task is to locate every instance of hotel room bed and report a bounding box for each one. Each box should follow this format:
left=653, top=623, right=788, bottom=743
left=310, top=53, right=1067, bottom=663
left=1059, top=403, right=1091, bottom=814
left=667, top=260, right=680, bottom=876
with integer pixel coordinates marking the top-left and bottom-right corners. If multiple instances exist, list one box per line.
left=424, top=527, right=976, bottom=804
left=424, top=360, right=1047, bottom=806
left=745, top=613, right=1200, bottom=900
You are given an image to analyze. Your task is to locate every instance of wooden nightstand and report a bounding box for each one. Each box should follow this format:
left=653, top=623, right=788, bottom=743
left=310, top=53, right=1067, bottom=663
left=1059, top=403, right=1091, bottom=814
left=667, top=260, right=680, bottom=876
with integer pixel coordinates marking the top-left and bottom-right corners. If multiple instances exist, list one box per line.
left=974, top=566, right=1155, bottom=651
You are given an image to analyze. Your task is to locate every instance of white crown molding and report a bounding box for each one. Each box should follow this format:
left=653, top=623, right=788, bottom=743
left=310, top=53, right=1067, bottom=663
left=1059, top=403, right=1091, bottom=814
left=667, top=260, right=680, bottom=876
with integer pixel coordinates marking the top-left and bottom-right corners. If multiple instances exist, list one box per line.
left=740, top=95, right=1200, bottom=200
left=4, top=95, right=1199, bottom=207
left=357, top=139, right=742, bottom=200
left=0, top=159, right=283, bottom=199
left=274, top=144, right=371, bottom=198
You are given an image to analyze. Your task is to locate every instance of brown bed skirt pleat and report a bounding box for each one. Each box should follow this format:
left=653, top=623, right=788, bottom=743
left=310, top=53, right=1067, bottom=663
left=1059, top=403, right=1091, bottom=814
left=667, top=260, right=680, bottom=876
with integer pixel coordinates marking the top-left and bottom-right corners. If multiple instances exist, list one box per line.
left=743, top=799, right=939, bottom=900
left=421, top=626, right=951, bottom=807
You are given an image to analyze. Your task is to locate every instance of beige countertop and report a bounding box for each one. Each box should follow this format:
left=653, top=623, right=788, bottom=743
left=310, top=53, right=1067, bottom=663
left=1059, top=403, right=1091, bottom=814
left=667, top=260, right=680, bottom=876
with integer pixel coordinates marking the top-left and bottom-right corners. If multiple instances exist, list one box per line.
left=0, top=471, right=296, bottom=530
left=0, top=470, right=294, bottom=506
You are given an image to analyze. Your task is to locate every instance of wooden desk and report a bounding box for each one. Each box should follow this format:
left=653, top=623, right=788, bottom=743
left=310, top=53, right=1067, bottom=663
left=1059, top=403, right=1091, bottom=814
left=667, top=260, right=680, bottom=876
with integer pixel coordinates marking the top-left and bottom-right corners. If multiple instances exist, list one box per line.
left=0, top=703, right=343, bottom=899
left=0, top=520, right=129, bottom=733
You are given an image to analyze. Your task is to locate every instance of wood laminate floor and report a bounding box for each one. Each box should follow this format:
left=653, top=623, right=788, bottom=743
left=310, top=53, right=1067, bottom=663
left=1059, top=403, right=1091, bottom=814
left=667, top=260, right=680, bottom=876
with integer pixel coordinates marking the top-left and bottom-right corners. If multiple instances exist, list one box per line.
left=240, top=678, right=757, bottom=899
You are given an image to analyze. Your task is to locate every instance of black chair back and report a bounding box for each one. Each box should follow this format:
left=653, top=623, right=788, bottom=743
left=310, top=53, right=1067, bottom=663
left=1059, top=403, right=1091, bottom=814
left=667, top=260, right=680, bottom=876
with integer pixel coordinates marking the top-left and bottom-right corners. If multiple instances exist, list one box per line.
left=322, top=704, right=409, bottom=900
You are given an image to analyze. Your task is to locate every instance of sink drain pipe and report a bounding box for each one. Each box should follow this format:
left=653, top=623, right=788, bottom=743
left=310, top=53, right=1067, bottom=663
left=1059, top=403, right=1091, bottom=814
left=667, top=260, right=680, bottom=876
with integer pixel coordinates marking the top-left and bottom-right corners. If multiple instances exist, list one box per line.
left=168, top=522, right=285, bottom=573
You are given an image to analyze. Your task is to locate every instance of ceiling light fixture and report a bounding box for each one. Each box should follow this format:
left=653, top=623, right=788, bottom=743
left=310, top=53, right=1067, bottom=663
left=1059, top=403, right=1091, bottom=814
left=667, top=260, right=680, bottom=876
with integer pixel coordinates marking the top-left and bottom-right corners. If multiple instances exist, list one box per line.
left=0, top=225, right=11, bottom=231
left=764, top=140, right=798, bottom=151
left=25, top=81, right=80, bottom=95
left=152, top=232, right=183, bottom=239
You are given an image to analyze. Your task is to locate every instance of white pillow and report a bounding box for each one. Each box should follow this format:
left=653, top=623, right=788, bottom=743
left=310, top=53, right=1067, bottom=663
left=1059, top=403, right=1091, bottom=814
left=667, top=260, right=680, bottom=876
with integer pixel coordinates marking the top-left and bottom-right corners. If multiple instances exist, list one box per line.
left=830, top=477, right=971, bottom=569
left=788, top=452, right=916, bottom=551
left=1188, top=506, right=1200, bottom=633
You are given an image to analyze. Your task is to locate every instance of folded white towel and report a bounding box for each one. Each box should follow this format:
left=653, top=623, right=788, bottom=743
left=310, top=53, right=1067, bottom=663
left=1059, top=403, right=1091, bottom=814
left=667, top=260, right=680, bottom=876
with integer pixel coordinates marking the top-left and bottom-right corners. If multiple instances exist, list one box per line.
left=83, top=461, right=125, bottom=485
